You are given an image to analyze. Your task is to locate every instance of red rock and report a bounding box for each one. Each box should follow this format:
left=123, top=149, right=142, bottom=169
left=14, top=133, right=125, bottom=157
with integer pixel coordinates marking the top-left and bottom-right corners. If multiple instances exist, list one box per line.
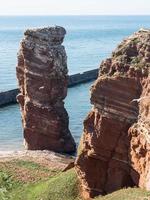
left=16, top=27, right=76, bottom=153
left=75, top=29, right=150, bottom=199
left=129, top=77, right=150, bottom=190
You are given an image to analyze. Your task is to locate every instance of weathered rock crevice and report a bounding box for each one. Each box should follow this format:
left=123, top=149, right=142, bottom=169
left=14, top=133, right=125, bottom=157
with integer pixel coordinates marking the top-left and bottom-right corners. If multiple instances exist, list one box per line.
left=16, top=27, right=76, bottom=153
left=75, top=29, right=150, bottom=199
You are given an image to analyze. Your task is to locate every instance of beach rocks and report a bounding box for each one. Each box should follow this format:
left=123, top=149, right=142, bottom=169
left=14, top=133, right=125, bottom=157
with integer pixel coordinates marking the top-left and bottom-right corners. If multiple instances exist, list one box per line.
left=16, top=27, right=76, bottom=153
left=75, top=29, right=150, bottom=199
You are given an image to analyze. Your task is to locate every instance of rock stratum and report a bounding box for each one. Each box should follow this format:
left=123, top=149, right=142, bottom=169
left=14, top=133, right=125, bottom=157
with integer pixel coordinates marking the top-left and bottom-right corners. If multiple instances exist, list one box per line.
left=75, top=29, right=150, bottom=199
left=16, top=27, right=76, bottom=153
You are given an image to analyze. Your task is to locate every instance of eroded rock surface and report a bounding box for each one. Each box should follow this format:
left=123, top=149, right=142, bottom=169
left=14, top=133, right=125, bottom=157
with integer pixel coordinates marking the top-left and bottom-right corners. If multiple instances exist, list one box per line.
left=129, top=77, right=150, bottom=190
left=75, top=29, right=150, bottom=199
left=16, top=27, right=76, bottom=153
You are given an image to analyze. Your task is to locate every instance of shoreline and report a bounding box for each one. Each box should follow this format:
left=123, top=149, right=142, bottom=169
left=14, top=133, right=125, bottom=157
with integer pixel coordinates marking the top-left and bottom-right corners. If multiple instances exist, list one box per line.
left=0, top=149, right=75, bottom=158
left=0, top=150, right=75, bottom=170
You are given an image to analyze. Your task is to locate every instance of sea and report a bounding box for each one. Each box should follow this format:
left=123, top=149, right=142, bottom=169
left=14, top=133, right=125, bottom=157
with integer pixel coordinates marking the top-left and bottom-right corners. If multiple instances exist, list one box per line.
left=0, top=15, right=150, bottom=151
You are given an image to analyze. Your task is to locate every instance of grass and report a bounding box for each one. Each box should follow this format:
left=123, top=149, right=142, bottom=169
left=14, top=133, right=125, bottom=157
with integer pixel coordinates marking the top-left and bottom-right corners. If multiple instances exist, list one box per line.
left=0, top=171, right=21, bottom=200
left=40, top=169, right=80, bottom=200
left=13, top=160, right=51, bottom=173
left=7, top=169, right=80, bottom=200
left=0, top=159, right=80, bottom=200
left=0, top=159, right=150, bottom=200
left=14, top=160, right=46, bottom=170
left=0, top=159, right=62, bottom=200
left=0, top=160, right=60, bottom=184
left=95, top=188, right=150, bottom=200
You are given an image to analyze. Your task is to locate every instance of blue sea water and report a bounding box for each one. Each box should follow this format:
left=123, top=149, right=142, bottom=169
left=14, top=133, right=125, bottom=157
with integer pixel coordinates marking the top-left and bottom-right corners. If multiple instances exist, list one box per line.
left=0, top=16, right=150, bottom=151
left=0, top=81, right=92, bottom=151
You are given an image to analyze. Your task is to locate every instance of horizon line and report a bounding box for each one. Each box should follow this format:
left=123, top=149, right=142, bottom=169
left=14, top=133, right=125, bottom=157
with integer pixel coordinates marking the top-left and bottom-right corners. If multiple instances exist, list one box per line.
left=0, top=14, right=150, bottom=17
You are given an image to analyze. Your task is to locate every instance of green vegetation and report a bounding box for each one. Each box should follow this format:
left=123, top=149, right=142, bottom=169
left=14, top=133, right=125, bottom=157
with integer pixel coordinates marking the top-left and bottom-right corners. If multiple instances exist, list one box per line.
left=95, top=188, right=150, bottom=200
left=0, top=171, right=20, bottom=200
left=0, top=160, right=80, bottom=200
left=0, top=159, right=150, bottom=200
left=10, top=169, right=80, bottom=200
left=0, top=159, right=62, bottom=200
left=13, top=160, right=50, bottom=172
left=32, top=169, right=80, bottom=200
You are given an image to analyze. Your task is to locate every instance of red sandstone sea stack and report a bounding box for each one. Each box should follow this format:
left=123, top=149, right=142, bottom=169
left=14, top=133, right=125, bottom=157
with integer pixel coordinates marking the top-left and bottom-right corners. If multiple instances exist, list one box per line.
left=75, top=29, right=150, bottom=199
left=16, top=27, right=76, bottom=153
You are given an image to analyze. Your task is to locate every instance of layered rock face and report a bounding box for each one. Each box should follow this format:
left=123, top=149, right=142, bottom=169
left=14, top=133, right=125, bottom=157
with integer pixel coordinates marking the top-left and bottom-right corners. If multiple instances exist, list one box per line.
left=129, top=77, right=150, bottom=190
left=16, top=27, right=76, bottom=153
left=75, top=29, right=150, bottom=199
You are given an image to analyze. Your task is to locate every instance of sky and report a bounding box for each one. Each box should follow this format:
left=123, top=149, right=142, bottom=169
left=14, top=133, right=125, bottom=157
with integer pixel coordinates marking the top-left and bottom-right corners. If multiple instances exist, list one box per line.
left=0, top=0, right=150, bottom=15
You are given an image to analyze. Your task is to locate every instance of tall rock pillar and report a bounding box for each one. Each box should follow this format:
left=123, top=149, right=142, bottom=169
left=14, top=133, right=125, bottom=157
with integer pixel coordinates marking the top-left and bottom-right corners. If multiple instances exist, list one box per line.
left=16, top=27, right=76, bottom=153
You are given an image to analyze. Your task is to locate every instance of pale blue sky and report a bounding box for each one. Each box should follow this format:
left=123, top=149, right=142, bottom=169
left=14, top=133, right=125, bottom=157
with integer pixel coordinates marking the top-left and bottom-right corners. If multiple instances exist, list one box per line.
left=0, top=0, right=149, bottom=15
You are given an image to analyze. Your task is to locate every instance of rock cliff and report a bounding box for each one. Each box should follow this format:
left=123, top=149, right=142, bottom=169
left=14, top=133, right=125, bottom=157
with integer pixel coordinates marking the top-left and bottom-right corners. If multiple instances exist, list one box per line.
left=75, top=29, right=150, bottom=199
left=16, top=27, right=76, bottom=153
left=129, top=77, right=150, bottom=190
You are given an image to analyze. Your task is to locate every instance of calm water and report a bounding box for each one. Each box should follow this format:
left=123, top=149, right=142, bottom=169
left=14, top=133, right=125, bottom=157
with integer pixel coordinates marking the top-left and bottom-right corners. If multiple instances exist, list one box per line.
left=0, top=82, right=92, bottom=151
left=0, top=16, right=150, bottom=151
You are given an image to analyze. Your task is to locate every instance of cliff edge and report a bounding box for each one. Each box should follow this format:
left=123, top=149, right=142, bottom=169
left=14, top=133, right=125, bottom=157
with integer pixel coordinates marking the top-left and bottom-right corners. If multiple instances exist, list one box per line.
left=75, top=29, right=150, bottom=199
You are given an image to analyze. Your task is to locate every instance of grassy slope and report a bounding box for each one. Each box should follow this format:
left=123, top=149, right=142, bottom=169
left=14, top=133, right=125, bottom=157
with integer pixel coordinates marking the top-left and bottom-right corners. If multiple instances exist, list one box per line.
left=0, top=160, right=150, bottom=200
left=95, top=188, right=150, bottom=200
left=0, top=160, right=80, bottom=200
left=10, top=169, right=80, bottom=200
